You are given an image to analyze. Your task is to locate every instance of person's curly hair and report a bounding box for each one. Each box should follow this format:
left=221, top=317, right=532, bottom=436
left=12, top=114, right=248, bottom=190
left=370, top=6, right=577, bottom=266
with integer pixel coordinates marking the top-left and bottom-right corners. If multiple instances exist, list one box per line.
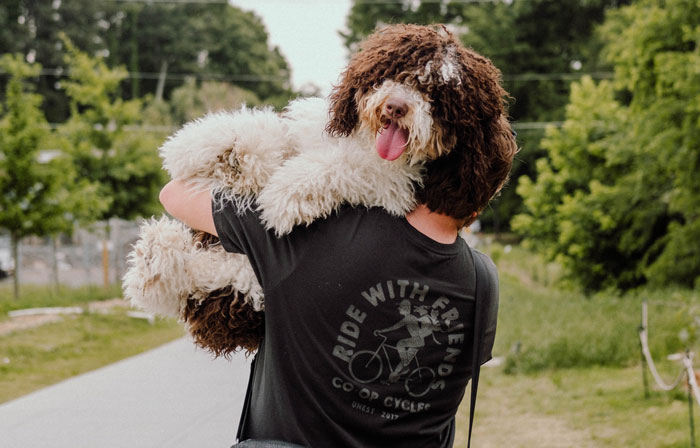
left=327, top=24, right=518, bottom=225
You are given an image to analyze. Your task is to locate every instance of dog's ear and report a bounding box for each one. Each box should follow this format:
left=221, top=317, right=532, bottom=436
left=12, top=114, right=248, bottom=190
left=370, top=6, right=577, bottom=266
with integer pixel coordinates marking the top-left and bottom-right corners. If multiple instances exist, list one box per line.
left=325, top=79, right=359, bottom=137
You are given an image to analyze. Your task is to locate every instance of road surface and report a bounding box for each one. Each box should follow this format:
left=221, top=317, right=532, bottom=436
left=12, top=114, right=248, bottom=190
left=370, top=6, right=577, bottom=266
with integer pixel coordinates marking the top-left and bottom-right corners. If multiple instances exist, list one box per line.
left=0, top=338, right=251, bottom=448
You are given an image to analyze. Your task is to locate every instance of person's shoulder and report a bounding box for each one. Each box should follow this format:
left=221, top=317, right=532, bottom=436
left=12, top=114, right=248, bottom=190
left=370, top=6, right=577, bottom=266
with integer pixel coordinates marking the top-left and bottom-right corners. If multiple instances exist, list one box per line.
left=471, top=249, right=497, bottom=275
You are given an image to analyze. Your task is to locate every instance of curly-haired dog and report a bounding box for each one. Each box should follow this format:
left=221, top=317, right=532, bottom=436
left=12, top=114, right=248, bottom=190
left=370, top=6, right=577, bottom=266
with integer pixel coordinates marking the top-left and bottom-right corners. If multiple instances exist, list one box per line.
left=123, top=24, right=517, bottom=357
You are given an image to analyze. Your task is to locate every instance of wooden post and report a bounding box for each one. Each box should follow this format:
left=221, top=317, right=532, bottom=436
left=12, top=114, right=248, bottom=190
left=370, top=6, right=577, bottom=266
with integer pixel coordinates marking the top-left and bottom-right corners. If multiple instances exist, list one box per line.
left=11, top=232, right=19, bottom=299
left=639, top=301, right=650, bottom=399
left=102, top=238, right=109, bottom=288
left=50, top=235, right=60, bottom=294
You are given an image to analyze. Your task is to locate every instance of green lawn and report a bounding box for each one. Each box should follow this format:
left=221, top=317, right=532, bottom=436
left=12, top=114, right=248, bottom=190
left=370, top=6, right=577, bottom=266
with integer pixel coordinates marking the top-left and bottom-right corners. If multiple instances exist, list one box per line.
left=453, top=241, right=700, bottom=447
left=0, top=283, right=124, bottom=316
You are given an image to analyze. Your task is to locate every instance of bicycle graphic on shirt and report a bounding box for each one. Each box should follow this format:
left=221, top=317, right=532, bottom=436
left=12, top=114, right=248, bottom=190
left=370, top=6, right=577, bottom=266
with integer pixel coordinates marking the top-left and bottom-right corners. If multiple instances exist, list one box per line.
left=348, top=299, right=444, bottom=398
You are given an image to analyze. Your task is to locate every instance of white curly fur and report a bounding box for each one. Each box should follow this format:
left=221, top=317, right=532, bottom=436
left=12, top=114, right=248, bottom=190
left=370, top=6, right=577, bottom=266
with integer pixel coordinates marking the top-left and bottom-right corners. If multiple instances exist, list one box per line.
left=160, top=105, right=292, bottom=212
left=124, top=216, right=264, bottom=317
left=123, top=217, right=195, bottom=317
left=125, top=88, right=429, bottom=321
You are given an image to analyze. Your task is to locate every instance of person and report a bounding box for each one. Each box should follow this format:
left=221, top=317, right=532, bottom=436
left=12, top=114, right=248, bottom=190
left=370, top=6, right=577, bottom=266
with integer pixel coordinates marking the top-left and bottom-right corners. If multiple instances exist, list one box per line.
left=159, top=23, right=516, bottom=448
left=160, top=182, right=501, bottom=447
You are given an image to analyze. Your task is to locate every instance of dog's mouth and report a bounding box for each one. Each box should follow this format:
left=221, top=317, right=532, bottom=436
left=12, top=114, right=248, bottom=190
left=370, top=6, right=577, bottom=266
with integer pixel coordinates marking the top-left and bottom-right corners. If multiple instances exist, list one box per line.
left=376, top=121, right=408, bottom=161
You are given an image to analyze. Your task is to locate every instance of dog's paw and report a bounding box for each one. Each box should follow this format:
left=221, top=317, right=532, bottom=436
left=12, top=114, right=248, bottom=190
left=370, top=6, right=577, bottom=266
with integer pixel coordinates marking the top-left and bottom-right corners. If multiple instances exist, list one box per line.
left=160, top=107, right=293, bottom=200
left=257, top=151, right=343, bottom=236
left=123, top=216, right=196, bottom=317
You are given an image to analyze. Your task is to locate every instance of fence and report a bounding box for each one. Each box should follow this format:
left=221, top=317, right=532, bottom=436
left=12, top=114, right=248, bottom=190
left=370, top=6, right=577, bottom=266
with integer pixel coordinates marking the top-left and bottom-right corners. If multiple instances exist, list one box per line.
left=0, top=219, right=142, bottom=289
left=639, top=301, right=700, bottom=447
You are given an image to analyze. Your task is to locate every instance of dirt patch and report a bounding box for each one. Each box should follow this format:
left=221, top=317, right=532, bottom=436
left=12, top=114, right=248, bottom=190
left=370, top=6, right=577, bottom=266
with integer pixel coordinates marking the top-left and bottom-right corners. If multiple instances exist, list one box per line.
left=455, top=373, right=599, bottom=448
left=87, top=298, right=128, bottom=313
left=470, top=408, right=597, bottom=448
left=0, top=315, right=64, bottom=336
left=0, top=298, right=129, bottom=336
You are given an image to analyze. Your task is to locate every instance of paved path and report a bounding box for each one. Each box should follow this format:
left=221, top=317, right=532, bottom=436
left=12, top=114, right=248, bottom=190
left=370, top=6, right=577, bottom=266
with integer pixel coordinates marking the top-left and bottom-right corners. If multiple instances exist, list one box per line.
left=0, top=338, right=252, bottom=448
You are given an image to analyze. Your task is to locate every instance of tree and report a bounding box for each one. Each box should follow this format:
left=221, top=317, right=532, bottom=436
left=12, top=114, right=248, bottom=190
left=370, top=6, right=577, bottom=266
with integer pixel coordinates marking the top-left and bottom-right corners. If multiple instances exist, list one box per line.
left=59, top=36, right=165, bottom=222
left=0, top=0, right=124, bottom=122
left=58, top=37, right=166, bottom=285
left=514, top=0, right=700, bottom=291
left=512, top=77, right=643, bottom=291
left=0, top=54, right=103, bottom=298
left=599, top=0, right=700, bottom=287
left=168, top=78, right=261, bottom=125
left=0, top=1, right=292, bottom=121
left=104, top=2, right=291, bottom=105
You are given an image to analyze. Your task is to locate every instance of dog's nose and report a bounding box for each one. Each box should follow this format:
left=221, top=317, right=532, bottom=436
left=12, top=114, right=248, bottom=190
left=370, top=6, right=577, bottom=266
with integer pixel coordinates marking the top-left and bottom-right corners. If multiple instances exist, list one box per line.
left=384, top=98, right=407, bottom=119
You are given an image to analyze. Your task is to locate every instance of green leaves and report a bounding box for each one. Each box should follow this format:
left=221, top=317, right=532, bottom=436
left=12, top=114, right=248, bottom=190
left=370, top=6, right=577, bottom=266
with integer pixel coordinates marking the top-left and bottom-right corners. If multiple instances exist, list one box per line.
left=0, top=53, right=106, bottom=249
left=515, top=0, right=700, bottom=291
left=58, top=37, right=165, bottom=223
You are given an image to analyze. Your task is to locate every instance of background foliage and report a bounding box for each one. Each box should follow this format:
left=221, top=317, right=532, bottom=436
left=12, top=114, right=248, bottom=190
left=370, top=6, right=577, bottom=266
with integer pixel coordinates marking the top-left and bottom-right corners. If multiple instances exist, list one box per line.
left=514, top=0, right=700, bottom=291
left=0, top=0, right=292, bottom=297
left=1, top=0, right=699, bottom=292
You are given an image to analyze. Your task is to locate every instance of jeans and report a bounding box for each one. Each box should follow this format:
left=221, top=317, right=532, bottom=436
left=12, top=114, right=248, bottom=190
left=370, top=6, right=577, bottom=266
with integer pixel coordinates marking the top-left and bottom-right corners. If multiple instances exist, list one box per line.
left=233, top=440, right=306, bottom=448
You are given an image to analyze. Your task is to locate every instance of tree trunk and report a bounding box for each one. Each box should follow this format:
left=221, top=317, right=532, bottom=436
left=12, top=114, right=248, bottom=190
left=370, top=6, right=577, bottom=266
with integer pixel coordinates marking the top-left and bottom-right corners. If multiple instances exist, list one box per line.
left=102, top=222, right=111, bottom=288
left=113, top=220, right=123, bottom=285
left=129, top=9, right=140, bottom=99
left=10, top=232, right=19, bottom=300
left=50, top=235, right=60, bottom=294
left=155, top=60, right=168, bottom=102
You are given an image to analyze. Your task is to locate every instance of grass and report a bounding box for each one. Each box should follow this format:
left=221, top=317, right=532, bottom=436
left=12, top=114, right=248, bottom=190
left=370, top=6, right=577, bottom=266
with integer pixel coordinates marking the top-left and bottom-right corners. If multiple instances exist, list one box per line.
left=0, top=285, right=184, bottom=404
left=486, top=243, right=700, bottom=373
left=452, top=240, right=700, bottom=447
left=0, top=283, right=124, bottom=317
left=456, top=365, right=696, bottom=448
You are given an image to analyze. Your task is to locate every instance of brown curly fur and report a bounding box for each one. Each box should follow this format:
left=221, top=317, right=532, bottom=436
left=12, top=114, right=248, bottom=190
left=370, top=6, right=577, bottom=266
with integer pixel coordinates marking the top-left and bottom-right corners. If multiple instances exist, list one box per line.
left=327, top=24, right=518, bottom=224
left=183, top=230, right=264, bottom=355
left=182, top=285, right=264, bottom=356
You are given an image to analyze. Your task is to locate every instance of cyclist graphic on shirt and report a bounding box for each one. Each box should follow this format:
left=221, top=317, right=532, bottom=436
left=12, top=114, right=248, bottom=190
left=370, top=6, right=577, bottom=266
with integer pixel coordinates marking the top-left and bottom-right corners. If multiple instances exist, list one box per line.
left=375, top=299, right=442, bottom=383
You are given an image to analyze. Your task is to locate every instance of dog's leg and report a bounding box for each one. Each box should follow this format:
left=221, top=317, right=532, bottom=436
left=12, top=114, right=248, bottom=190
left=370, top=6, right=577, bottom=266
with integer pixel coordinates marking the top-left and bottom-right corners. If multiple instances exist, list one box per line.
left=186, top=240, right=264, bottom=312
left=159, top=107, right=294, bottom=212
left=257, top=144, right=424, bottom=236
left=123, top=216, right=197, bottom=317
left=180, top=239, right=265, bottom=356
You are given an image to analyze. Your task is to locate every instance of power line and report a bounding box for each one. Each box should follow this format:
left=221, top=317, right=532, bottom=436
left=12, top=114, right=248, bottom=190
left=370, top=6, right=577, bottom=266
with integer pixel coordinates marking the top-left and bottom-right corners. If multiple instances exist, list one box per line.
left=0, top=67, right=613, bottom=84
left=34, top=68, right=287, bottom=83
left=103, top=0, right=229, bottom=3
left=44, top=120, right=563, bottom=133
left=100, top=0, right=522, bottom=3
left=503, top=72, right=613, bottom=82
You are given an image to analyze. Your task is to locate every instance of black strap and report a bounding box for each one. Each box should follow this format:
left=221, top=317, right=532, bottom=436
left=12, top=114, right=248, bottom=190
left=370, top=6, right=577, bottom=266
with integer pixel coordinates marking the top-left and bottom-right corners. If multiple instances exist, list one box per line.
left=236, top=350, right=259, bottom=443
left=467, top=250, right=490, bottom=448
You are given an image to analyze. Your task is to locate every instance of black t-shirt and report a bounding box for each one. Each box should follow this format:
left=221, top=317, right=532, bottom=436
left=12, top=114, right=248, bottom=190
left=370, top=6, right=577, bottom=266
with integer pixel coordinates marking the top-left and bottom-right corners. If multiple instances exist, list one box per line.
left=213, top=198, right=499, bottom=448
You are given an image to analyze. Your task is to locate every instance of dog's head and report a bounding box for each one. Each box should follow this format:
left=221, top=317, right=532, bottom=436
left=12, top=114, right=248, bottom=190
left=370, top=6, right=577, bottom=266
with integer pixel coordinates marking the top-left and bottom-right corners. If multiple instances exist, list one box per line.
left=327, top=24, right=517, bottom=222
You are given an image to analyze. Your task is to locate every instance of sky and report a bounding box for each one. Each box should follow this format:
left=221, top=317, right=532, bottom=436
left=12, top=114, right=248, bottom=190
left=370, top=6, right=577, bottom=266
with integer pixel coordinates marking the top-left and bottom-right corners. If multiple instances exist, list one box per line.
left=230, top=0, right=353, bottom=96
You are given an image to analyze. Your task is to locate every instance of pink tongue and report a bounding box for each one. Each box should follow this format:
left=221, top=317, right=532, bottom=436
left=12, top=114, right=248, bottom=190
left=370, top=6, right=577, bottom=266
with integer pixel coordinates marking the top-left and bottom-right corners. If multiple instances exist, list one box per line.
left=376, top=122, right=408, bottom=161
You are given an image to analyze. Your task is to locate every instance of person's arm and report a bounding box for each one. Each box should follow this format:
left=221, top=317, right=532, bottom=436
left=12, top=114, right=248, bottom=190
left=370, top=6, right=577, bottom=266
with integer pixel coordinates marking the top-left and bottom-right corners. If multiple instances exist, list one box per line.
left=159, top=180, right=218, bottom=236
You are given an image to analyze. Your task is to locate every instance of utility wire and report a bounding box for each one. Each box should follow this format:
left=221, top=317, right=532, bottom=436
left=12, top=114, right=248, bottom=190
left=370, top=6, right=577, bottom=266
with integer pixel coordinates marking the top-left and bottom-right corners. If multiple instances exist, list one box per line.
left=0, top=67, right=614, bottom=84
left=101, top=0, right=529, bottom=3
left=45, top=120, right=563, bottom=132
left=23, top=68, right=288, bottom=83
